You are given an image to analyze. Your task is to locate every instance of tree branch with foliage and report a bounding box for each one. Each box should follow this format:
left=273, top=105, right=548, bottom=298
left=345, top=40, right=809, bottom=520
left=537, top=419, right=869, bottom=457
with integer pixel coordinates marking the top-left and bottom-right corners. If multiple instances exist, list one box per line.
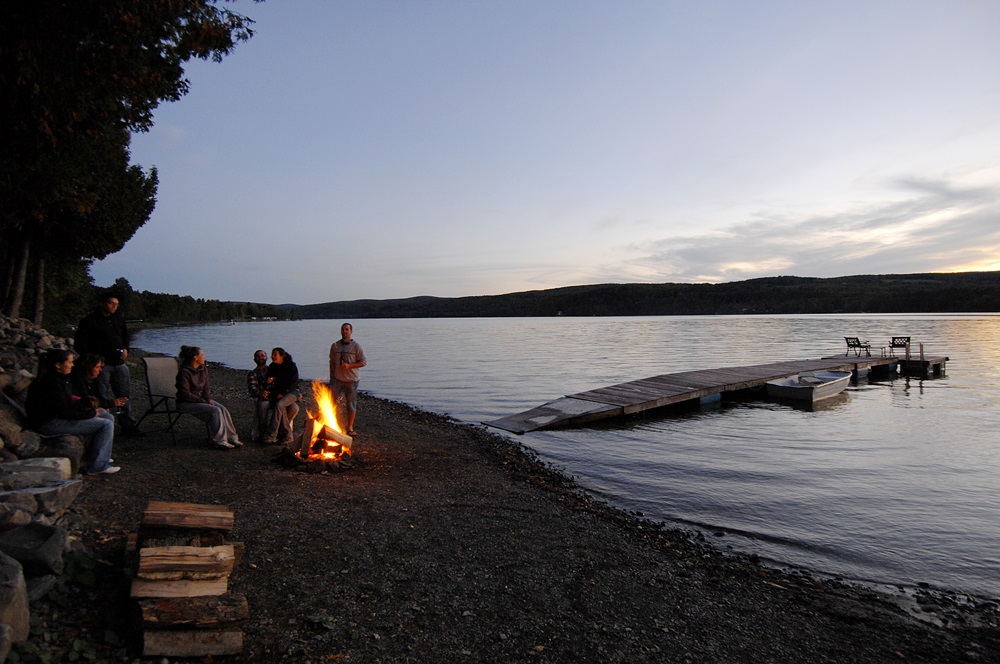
left=0, top=0, right=257, bottom=323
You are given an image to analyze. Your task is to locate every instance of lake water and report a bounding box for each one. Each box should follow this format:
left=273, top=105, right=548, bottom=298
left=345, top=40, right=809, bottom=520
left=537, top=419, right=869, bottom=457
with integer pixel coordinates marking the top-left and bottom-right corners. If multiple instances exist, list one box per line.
left=134, top=314, right=1000, bottom=600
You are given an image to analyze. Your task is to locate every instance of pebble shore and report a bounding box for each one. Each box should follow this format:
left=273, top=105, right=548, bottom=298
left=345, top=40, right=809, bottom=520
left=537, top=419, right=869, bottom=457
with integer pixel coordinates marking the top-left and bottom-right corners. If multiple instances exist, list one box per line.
left=58, top=348, right=999, bottom=662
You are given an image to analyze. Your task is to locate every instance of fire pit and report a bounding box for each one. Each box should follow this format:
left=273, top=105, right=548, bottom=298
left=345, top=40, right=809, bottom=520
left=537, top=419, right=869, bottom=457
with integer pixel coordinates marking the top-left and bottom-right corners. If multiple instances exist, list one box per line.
left=276, top=381, right=354, bottom=472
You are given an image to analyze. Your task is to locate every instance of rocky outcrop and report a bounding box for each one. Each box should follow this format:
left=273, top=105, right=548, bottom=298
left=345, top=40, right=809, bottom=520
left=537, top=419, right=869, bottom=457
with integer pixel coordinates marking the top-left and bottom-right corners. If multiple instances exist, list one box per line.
left=0, top=314, right=88, bottom=659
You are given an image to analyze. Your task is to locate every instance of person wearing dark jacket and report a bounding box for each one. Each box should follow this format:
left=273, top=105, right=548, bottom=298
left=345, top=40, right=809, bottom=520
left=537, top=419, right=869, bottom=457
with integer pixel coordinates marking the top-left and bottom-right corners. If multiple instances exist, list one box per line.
left=70, top=353, right=125, bottom=413
left=73, top=290, right=141, bottom=435
left=261, top=347, right=300, bottom=445
left=26, top=350, right=119, bottom=475
left=175, top=345, right=243, bottom=450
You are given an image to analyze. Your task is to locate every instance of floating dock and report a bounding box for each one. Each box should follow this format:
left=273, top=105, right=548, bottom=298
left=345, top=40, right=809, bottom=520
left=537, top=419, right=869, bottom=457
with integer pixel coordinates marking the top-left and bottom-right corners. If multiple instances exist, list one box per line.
left=484, top=353, right=948, bottom=434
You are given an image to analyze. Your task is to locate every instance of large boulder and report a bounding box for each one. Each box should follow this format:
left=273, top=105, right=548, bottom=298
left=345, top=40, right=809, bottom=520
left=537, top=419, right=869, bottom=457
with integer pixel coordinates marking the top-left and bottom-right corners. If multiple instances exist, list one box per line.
left=0, top=494, right=37, bottom=532
left=11, top=480, right=83, bottom=523
left=24, top=435, right=84, bottom=475
left=0, top=522, right=68, bottom=577
left=0, top=551, right=29, bottom=643
left=0, top=458, right=72, bottom=491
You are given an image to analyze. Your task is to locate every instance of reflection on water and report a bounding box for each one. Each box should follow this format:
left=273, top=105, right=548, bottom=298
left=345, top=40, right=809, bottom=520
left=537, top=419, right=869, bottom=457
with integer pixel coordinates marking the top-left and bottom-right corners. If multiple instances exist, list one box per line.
left=135, top=314, right=1000, bottom=599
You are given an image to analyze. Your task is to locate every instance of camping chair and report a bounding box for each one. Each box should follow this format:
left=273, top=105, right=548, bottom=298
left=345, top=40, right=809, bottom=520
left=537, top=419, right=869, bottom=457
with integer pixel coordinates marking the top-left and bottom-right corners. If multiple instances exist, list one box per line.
left=135, top=356, right=210, bottom=445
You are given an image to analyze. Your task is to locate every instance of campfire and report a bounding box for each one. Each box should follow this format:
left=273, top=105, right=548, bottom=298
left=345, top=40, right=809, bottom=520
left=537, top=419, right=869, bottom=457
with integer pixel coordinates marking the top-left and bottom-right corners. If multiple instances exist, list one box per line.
left=296, top=381, right=353, bottom=471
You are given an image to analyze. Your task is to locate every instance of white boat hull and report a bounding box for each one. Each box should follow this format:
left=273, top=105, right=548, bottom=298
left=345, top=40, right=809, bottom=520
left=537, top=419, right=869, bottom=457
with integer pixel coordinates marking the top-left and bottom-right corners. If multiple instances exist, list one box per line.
left=765, top=370, right=852, bottom=403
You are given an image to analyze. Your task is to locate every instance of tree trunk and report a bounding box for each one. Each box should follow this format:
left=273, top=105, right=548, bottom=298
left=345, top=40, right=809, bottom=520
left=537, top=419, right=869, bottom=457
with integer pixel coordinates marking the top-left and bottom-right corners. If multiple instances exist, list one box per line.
left=32, top=254, right=45, bottom=325
left=3, top=238, right=29, bottom=319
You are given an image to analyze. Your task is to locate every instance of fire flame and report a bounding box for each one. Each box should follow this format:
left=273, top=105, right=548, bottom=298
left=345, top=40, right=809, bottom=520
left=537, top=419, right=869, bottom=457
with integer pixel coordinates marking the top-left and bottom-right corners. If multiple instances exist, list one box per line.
left=309, top=380, right=343, bottom=433
left=302, top=380, right=350, bottom=462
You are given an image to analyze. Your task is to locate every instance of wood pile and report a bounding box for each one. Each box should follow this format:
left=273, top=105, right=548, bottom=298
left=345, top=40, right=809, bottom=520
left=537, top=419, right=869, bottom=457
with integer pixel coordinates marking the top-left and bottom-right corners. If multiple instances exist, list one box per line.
left=129, top=501, right=247, bottom=657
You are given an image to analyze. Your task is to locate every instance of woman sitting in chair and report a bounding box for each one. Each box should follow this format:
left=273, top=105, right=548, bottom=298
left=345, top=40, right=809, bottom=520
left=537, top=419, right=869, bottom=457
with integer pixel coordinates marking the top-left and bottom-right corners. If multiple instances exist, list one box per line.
left=175, top=345, right=243, bottom=450
left=26, top=349, right=119, bottom=475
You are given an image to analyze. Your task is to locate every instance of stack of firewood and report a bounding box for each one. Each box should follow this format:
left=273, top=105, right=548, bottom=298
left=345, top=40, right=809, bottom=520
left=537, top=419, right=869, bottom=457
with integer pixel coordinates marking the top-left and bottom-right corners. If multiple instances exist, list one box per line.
left=129, top=501, right=248, bottom=657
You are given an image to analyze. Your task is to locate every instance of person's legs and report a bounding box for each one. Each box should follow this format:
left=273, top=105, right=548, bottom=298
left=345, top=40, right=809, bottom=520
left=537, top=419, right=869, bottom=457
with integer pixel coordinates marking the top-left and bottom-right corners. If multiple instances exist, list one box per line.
left=209, top=400, right=241, bottom=446
left=176, top=401, right=230, bottom=446
left=39, top=416, right=116, bottom=473
left=104, top=363, right=138, bottom=428
left=273, top=393, right=298, bottom=443
left=342, top=381, right=359, bottom=434
left=264, top=399, right=285, bottom=444
left=330, top=380, right=347, bottom=431
left=253, top=399, right=272, bottom=442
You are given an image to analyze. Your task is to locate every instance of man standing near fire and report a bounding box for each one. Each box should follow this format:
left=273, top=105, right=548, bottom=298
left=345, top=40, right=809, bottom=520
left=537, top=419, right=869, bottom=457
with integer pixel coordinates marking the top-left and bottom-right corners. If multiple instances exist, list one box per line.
left=329, top=322, right=366, bottom=437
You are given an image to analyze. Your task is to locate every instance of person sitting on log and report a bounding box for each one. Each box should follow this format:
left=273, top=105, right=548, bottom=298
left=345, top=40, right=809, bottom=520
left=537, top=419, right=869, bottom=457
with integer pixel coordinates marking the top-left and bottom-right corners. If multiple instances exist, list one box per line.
left=247, top=349, right=272, bottom=443
left=26, top=349, right=119, bottom=475
left=261, top=347, right=300, bottom=446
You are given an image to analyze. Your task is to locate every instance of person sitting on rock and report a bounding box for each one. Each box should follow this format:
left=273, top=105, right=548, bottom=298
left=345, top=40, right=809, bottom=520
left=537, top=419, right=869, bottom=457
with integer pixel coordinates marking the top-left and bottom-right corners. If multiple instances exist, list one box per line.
left=70, top=353, right=127, bottom=419
left=25, top=349, right=119, bottom=475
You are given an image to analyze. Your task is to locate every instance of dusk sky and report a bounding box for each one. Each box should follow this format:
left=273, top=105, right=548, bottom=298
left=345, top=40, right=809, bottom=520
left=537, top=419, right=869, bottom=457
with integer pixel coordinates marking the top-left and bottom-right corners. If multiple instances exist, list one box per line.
left=90, top=0, right=1000, bottom=305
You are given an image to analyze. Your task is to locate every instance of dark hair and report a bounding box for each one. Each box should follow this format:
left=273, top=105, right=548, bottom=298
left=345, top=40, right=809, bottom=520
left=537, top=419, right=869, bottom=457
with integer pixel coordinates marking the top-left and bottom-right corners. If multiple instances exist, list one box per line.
left=179, top=345, right=202, bottom=364
left=75, top=353, right=104, bottom=376
left=271, top=347, right=292, bottom=362
left=98, top=289, right=118, bottom=303
left=38, top=349, right=74, bottom=378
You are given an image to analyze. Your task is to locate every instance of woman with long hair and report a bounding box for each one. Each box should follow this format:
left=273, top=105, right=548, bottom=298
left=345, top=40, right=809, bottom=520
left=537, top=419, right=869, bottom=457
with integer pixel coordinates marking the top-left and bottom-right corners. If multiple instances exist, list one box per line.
left=71, top=353, right=127, bottom=415
left=175, top=345, right=243, bottom=450
left=262, top=347, right=300, bottom=445
left=26, top=349, right=119, bottom=475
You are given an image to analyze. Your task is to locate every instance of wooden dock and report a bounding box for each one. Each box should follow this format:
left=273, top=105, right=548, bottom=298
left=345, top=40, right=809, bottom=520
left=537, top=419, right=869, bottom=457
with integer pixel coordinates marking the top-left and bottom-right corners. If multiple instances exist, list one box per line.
left=484, top=353, right=948, bottom=434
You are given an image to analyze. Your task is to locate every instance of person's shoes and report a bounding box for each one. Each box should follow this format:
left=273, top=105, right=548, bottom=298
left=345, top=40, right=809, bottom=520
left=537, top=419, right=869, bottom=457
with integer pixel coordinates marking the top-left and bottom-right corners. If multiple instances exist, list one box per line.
left=230, top=440, right=244, bottom=448
left=91, top=465, right=121, bottom=475
left=213, top=441, right=235, bottom=450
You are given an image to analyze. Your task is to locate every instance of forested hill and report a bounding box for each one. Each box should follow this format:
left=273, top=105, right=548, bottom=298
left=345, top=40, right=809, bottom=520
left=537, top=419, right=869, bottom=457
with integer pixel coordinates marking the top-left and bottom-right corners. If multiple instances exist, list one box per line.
left=281, top=272, right=1000, bottom=319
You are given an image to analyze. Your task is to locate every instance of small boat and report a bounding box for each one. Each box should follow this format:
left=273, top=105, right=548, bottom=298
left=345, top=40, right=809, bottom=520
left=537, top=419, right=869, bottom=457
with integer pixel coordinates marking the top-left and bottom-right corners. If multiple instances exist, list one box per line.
left=765, top=370, right=852, bottom=403
left=219, top=319, right=236, bottom=326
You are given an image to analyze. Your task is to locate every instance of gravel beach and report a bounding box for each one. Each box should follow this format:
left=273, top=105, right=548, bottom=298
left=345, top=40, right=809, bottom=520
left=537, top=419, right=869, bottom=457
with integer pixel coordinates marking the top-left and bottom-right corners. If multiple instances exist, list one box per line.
left=43, top=348, right=998, bottom=662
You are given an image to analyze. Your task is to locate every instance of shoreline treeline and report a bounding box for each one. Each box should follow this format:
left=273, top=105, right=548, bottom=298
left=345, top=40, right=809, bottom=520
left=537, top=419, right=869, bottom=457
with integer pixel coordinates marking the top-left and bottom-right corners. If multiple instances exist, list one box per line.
left=282, top=271, right=1000, bottom=318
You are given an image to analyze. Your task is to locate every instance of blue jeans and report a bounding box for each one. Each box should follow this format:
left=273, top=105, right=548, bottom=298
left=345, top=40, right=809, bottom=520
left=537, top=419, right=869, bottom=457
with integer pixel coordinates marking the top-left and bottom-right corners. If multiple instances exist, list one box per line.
left=38, top=414, right=115, bottom=473
left=101, top=363, right=137, bottom=428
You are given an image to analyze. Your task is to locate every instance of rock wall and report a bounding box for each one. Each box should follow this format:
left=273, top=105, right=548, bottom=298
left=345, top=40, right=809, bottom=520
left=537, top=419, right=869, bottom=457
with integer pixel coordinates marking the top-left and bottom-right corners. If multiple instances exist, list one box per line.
left=0, top=314, right=87, bottom=660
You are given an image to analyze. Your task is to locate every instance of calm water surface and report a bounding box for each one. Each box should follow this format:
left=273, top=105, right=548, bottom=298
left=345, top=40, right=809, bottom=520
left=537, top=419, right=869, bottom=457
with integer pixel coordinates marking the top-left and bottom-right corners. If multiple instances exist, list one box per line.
left=135, top=315, right=1000, bottom=599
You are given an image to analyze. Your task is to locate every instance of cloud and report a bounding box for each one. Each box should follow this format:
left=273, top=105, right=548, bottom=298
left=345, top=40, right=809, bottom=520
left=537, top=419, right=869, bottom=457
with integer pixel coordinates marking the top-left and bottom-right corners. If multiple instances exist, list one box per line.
left=625, top=175, right=1000, bottom=283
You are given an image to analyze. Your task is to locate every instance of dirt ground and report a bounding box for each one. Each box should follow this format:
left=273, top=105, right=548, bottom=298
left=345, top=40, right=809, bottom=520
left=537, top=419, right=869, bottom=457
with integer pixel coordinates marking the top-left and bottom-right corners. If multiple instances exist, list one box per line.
left=23, top=349, right=1000, bottom=663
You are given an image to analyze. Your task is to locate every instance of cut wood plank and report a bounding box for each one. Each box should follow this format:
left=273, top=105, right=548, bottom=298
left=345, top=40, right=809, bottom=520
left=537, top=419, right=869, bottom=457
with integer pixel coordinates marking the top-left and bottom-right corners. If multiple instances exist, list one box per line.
left=140, top=532, right=228, bottom=548
left=142, top=501, right=234, bottom=531
left=136, top=593, right=249, bottom=628
left=131, top=577, right=228, bottom=598
left=137, top=545, right=235, bottom=580
left=143, top=629, right=243, bottom=657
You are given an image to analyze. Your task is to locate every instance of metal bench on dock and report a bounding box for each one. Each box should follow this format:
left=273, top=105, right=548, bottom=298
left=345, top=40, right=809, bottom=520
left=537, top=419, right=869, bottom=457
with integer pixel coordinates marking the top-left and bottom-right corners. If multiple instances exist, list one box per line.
left=844, top=336, right=871, bottom=357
